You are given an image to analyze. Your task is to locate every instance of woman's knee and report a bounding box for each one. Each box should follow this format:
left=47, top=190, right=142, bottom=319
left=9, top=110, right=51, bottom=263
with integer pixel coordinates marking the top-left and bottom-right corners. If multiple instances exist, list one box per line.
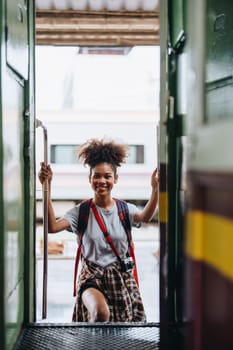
left=82, top=287, right=110, bottom=322
left=92, top=303, right=110, bottom=322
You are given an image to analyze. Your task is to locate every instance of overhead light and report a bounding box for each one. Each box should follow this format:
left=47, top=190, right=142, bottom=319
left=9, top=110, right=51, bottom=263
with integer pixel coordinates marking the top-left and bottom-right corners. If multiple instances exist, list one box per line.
left=77, top=46, right=132, bottom=55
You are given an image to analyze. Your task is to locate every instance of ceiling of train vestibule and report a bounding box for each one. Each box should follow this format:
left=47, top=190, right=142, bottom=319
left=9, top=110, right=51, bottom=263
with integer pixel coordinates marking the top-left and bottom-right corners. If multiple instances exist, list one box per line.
left=35, top=0, right=160, bottom=46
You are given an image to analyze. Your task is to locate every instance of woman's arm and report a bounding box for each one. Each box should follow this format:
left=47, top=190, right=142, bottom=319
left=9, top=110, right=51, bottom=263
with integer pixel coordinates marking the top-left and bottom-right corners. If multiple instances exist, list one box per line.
left=38, top=162, right=70, bottom=233
left=134, top=168, right=159, bottom=223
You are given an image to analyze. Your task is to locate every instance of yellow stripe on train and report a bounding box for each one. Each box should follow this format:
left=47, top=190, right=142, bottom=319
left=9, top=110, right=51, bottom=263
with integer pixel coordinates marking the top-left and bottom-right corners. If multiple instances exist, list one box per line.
left=185, top=211, right=233, bottom=280
left=159, top=191, right=168, bottom=223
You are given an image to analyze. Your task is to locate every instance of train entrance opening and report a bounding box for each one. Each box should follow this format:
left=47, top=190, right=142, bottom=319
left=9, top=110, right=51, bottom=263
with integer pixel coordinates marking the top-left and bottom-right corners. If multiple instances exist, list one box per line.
left=35, top=45, right=160, bottom=324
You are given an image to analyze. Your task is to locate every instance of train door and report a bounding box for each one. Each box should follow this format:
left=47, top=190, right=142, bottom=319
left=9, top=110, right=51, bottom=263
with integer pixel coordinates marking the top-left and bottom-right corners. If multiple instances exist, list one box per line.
left=159, top=0, right=186, bottom=348
left=34, top=45, right=160, bottom=323
left=0, top=1, right=35, bottom=350
left=183, top=0, right=233, bottom=349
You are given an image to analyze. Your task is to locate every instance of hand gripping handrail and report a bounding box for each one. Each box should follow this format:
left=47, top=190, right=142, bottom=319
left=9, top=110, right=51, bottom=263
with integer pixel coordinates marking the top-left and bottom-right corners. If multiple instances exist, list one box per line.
left=36, top=119, right=48, bottom=319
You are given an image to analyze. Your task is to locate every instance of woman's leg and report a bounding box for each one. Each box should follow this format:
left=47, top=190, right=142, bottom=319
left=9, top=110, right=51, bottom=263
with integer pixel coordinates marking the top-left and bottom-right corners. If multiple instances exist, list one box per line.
left=82, top=287, right=110, bottom=322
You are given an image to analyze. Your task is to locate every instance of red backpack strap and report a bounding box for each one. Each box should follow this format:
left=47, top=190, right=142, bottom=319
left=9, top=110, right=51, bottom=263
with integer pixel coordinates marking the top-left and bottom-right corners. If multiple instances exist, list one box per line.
left=115, top=199, right=139, bottom=286
left=73, top=245, right=82, bottom=297
left=73, top=199, right=91, bottom=297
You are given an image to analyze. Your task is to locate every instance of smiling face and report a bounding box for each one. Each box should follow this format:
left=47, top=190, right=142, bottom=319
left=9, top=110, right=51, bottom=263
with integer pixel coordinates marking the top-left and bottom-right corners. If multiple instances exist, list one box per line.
left=89, top=162, right=118, bottom=198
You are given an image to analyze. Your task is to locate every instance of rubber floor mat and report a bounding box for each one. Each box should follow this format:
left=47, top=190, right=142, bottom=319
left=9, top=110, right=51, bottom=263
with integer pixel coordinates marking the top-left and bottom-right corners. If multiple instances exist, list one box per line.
left=14, top=323, right=160, bottom=350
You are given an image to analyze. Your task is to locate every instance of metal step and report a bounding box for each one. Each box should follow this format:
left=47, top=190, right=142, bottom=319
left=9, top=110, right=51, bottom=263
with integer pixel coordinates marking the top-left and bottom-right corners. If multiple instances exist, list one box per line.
left=14, top=322, right=160, bottom=350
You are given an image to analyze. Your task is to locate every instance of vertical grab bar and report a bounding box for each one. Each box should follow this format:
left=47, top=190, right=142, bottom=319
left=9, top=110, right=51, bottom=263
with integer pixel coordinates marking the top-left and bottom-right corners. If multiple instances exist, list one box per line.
left=36, top=119, right=48, bottom=319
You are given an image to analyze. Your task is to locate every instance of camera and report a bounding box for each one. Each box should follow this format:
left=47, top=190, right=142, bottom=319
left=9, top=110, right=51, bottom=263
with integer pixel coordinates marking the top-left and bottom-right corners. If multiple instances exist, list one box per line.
left=120, top=257, right=134, bottom=272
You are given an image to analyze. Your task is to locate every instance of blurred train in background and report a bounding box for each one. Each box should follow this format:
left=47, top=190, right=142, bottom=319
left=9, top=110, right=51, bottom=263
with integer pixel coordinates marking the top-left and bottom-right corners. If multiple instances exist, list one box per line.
left=35, top=111, right=158, bottom=204
left=35, top=42, right=159, bottom=207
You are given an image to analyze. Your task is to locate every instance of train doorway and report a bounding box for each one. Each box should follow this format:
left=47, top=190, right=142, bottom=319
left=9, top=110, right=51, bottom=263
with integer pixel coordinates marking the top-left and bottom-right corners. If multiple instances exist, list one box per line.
left=35, top=45, right=160, bottom=323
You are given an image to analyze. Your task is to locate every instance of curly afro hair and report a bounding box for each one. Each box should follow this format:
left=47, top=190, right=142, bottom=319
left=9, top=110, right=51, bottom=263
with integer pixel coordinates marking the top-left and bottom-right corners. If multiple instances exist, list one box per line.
left=77, top=138, right=129, bottom=171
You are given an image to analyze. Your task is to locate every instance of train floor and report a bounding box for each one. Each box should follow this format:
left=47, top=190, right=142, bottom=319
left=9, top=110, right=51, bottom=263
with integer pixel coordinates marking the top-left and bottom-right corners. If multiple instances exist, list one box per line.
left=14, top=322, right=160, bottom=350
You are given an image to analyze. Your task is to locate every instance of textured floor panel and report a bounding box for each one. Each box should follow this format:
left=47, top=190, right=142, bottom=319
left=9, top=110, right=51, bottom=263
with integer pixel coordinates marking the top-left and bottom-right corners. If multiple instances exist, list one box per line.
left=14, top=323, right=160, bottom=350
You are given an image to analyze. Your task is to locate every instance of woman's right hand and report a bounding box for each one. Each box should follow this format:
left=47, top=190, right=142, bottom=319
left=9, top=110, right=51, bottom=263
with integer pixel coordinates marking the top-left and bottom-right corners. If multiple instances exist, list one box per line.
left=38, top=162, right=53, bottom=185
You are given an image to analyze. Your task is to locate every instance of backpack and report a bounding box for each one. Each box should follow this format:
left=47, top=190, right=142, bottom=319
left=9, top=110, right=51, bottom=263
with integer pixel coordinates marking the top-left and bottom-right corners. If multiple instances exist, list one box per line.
left=73, top=198, right=139, bottom=296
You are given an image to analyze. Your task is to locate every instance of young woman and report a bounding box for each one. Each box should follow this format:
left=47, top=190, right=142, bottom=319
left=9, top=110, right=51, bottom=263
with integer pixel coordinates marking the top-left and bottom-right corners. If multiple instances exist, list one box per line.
left=38, top=138, right=159, bottom=322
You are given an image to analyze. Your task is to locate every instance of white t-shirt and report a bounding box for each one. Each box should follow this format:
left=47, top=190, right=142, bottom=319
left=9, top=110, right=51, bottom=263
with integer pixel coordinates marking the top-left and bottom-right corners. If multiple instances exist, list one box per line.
left=63, top=201, right=140, bottom=267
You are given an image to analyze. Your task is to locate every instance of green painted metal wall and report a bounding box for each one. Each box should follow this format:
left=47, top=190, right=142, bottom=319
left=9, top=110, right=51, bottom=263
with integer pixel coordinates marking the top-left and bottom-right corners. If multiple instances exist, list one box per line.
left=0, top=1, right=35, bottom=349
left=167, top=0, right=186, bottom=328
left=159, top=0, right=186, bottom=348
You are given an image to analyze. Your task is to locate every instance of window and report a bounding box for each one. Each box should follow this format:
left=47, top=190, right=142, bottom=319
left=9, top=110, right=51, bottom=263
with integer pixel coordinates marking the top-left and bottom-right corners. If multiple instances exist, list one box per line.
left=50, top=144, right=144, bottom=164
left=50, top=145, right=79, bottom=164
left=126, top=145, right=144, bottom=164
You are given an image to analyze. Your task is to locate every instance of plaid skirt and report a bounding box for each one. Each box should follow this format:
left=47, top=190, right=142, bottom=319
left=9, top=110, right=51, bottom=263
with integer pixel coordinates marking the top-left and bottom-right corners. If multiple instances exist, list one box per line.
left=72, top=259, right=146, bottom=322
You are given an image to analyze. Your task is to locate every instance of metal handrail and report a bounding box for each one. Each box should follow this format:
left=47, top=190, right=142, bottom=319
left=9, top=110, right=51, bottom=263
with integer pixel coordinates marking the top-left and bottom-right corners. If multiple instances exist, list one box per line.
left=36, top=119, right=48, bottom=319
